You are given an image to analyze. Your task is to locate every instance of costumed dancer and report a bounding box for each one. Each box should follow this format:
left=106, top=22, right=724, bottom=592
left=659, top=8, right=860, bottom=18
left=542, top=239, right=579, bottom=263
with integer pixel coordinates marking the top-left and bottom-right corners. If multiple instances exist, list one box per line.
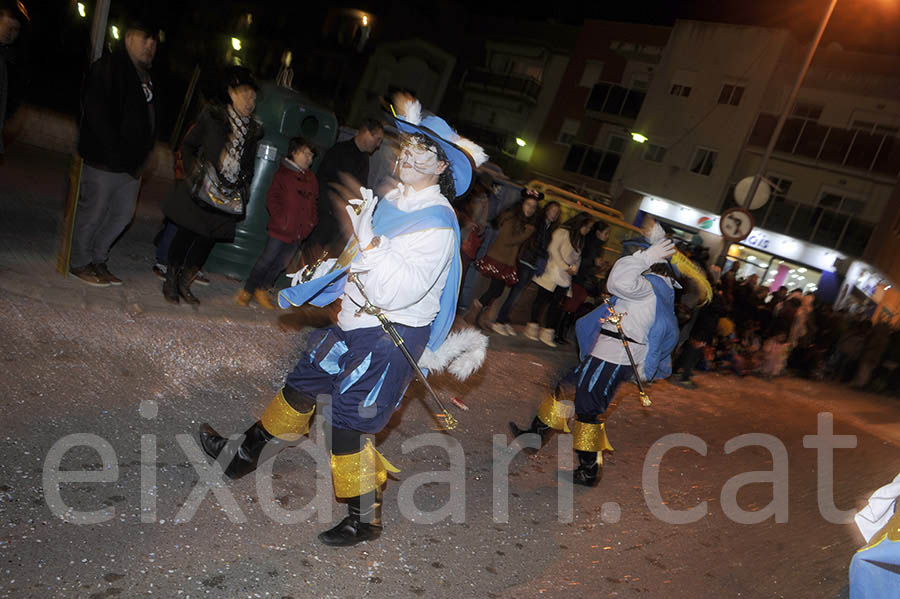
left=197, top=95, right=488, bottom=546
left=509, top=222, right=711, bottom=486
left=849, top=472, right=900, bottom=598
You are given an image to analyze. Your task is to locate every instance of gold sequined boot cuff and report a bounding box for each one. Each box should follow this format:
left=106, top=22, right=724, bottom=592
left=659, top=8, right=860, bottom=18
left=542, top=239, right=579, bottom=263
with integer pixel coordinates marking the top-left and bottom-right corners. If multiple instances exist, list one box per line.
left=331, top=440, right=400, bottom=499
left=572, top=420, right=613, bottom=464
left=260, top=389, right=315, bottom=440
left=536, top=394, right=574, bottom=433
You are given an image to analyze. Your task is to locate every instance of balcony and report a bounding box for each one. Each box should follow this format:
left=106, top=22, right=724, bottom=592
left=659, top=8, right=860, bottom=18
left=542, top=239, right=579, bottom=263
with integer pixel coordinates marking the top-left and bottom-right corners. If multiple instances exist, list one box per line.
left=455, top=120, right=518, bottom=156
left=463, top=68, right=542, bottom=102
left=585, top=82, right=646, bottom=120
left=748, top=113, right=900, bottom=178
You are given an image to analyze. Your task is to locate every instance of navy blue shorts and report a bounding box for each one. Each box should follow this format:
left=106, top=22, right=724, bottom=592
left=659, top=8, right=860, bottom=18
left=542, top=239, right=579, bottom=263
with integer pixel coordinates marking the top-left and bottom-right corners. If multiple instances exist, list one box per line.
left=285, top=324, right=430, bottom=434
left=559, top=356, right=629, bottom=421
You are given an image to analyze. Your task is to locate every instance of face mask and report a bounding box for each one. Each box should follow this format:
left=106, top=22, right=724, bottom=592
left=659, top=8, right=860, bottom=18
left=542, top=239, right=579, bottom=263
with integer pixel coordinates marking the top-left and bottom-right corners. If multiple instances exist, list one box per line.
left=399, top=140, right=440, bottom=175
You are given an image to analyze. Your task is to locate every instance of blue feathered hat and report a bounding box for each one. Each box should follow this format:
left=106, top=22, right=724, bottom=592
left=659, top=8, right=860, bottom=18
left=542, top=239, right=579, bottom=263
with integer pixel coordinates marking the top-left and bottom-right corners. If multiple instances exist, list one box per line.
left=391, top=96, right=488, bottom=196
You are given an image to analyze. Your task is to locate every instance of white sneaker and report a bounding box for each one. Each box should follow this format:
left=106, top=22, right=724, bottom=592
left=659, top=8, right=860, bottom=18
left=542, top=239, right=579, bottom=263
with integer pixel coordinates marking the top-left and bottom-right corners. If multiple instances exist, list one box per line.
left=524, top=322, right=540, bottom=340
left=503, top=323, right=517, bottom=336
left=539, top=328, right=557, bottom=348
left=491, top=322, right=509, bottom=336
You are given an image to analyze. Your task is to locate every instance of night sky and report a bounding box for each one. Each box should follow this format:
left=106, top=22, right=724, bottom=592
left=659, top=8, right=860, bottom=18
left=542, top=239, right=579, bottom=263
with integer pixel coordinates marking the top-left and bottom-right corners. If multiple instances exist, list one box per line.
left=460, top=0, right=900, bottom=54
left=12, top=0, right=900, bottom=136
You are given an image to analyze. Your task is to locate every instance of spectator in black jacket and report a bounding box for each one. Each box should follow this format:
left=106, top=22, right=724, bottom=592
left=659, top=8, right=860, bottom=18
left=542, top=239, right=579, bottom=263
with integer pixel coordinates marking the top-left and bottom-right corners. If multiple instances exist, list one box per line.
left=69, top=11, right=159, bottom=287
left=303, top=119, right=383, bottom=260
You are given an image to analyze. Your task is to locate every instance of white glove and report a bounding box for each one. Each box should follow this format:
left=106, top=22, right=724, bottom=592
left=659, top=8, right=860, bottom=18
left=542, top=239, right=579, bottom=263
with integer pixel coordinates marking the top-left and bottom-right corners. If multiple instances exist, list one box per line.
left=643, top=238, right=675, bottom=265
left=345, top=187, right=378, bottom=249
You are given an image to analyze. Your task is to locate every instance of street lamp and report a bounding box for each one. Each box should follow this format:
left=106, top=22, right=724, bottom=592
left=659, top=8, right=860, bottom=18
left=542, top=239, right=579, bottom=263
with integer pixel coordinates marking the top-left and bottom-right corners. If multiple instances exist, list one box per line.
left=231, top=37, right=242, bottom=51
left=77, top=2, right=86, bottom=17
left=110, top=25, right=119, bottom=40
left=631, top=132, right=648, bottom=143
left=515, top=137, right=527, bottom=147
left=738, top=0, right=839, bottom=211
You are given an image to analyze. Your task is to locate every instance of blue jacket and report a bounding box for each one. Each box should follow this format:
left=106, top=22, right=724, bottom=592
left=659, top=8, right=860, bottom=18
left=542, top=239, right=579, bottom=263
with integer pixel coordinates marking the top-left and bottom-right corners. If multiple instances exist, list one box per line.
left=575, top=274, right=678, bottom=381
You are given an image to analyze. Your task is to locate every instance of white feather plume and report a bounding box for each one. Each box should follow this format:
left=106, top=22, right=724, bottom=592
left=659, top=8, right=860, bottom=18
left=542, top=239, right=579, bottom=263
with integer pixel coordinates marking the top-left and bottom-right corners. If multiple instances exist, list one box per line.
left=394, top=95, right=422, bottom=126
left=418, top=328, right=488, bottom=381
left=455, top=137, right=489, bottom=167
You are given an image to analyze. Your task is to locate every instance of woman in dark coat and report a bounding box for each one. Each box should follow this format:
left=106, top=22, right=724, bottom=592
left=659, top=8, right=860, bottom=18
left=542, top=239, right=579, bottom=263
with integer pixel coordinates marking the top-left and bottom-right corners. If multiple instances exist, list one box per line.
left=161, top=66, right=264, bottom=304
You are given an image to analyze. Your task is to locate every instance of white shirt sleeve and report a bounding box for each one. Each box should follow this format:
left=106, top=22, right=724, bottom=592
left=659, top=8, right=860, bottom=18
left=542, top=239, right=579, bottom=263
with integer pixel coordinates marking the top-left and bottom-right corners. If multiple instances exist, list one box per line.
left=351, top=227, right=455, bottom=312
left=606, top=250, right=655, bottom=301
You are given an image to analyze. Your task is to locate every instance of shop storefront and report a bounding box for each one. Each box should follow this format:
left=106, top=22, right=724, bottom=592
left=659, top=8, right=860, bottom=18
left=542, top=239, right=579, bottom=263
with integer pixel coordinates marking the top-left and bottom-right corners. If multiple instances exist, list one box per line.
left=637, top=195, right=848, bottom=298
left=725, top=244, right=821, bottom=293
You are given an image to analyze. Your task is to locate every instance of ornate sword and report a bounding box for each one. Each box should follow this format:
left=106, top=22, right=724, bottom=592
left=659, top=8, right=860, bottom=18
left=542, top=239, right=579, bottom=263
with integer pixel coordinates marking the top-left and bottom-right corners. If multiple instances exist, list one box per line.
left=347, top=273, right=459, bottom=431
left=599, top=295, right=652, bottom=407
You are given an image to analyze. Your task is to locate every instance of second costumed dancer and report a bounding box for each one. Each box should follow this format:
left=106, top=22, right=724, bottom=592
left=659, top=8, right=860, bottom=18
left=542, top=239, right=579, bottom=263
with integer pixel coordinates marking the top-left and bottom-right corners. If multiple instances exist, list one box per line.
left=509, top=222, right=711, bottom=486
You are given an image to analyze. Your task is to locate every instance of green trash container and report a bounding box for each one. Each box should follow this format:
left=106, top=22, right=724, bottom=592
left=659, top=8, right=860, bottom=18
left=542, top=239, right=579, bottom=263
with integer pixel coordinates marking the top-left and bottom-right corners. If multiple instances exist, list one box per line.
left=204, top=82, right=339, bottom=281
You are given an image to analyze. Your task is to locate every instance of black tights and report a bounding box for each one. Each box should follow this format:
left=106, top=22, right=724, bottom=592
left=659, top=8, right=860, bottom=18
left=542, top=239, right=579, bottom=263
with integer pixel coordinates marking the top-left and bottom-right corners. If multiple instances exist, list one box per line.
left=531, top=285, right=568, bottom=327
left=282, top=385, right=363, bottom=456
left=167, top=225, right=216, bottom=270
left=282, top=384, right=374, bottom=508
left=478, top=278, right=507, bottom=308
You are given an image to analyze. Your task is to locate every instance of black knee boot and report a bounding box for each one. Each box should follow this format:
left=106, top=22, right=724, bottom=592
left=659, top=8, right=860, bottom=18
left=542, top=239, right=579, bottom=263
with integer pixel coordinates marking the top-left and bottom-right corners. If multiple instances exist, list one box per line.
left=572, top=450, right=600, bottom=487
left=318, top=487, right=383, bottom=546
left=198, top=421, right=282, bottom=479
left=178, top=265, right=201, bottom=305
left=554, top=312, right=575, bottom=345
left=163, top=265, right=180, bottom=304
left=508, top=415, right=552, bottom=452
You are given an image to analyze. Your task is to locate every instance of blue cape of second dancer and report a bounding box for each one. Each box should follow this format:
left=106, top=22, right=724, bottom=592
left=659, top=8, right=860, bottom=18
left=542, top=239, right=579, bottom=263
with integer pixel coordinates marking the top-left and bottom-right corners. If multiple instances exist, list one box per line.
left=574, top=274, right=679, bottom=382
left=277, top=198, right=461, bottom=352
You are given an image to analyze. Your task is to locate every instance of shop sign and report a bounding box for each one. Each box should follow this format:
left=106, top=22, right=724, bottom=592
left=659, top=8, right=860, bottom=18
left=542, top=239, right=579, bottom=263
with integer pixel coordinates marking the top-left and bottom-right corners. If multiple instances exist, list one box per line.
left=743, top=230, right=771, bottom=251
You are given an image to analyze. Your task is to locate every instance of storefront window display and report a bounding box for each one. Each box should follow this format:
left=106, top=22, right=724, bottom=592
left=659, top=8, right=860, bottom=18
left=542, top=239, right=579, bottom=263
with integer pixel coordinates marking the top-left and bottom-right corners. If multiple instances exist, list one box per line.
left=725, top=244, right=821, bottom=294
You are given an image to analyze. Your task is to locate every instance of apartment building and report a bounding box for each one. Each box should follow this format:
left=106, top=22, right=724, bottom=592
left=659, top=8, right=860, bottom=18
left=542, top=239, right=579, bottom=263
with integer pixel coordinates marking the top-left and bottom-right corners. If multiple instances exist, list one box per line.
left=454, top=19, right=577, bottom=176
left=528, top=20, right=671, bottom=206
left=614, top=20, right=900, bottom=307
left=347, top=39, right=456, bottom=127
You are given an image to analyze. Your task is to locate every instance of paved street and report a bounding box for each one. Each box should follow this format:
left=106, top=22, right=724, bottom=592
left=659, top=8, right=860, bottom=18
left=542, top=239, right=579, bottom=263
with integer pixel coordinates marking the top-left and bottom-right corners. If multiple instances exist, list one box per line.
left=1, top=145, right=899, bottom=598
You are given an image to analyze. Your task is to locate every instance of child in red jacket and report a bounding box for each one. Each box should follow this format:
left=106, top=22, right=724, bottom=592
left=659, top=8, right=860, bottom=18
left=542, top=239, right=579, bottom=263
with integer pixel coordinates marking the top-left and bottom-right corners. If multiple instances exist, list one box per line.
left=237, top=137, right=319, bottom=309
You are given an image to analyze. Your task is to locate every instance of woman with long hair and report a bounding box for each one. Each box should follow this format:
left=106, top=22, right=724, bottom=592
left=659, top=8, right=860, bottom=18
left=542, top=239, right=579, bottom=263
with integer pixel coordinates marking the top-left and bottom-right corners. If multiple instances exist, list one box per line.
left=492, top=198, right=560, bottom=336
left=554, top=220, right=611, bottom=344
left=462, top=192, right=538, bottom=328
left=525, top=212, right=594, bottom=347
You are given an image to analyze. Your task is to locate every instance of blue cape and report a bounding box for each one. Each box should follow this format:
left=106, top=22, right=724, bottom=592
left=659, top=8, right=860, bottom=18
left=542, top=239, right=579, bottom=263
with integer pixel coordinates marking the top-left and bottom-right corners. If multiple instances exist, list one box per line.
left=277, top=198, right=461, bottom=351
left=850, top=525, right=900, bottom=598
left=574, top=274, right=678, bottom=381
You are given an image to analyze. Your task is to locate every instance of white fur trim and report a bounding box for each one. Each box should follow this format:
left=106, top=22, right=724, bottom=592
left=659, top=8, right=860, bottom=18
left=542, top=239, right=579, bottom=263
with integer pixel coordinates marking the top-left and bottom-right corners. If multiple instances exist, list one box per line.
left=455, top=137, right=489, bottom=167
left=418, top=328, right=488, bottom=381
left=395, top=96, right=422, bottom=126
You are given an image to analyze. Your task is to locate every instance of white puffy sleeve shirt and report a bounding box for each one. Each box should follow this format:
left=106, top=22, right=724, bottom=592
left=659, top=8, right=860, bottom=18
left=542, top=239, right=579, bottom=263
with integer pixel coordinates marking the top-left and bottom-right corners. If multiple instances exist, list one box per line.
left=337, top=184, right=456, bottom=332
left=589, top=249, right=671, bottom=368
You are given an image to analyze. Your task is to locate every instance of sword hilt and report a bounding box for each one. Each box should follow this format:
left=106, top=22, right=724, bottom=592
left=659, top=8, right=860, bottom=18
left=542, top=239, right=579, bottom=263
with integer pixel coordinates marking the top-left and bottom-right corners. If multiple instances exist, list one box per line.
left=300, top=250, right=329, bottom=283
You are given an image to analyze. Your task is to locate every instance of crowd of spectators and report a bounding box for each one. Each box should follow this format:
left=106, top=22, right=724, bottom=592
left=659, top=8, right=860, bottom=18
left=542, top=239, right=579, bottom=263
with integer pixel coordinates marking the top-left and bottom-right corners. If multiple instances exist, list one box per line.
left=671, top=247, right=900, bottom=397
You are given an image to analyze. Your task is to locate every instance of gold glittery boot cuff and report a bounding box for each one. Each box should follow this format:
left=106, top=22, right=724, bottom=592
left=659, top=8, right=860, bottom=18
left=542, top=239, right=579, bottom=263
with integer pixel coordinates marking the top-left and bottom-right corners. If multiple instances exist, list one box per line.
left=536, top=394, right=574, bottom=433
left=260, top=389, right=315, bottom=440
left=572, top=420, right=613, bottom=457
left=330, top=440, right=400, bottom=499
